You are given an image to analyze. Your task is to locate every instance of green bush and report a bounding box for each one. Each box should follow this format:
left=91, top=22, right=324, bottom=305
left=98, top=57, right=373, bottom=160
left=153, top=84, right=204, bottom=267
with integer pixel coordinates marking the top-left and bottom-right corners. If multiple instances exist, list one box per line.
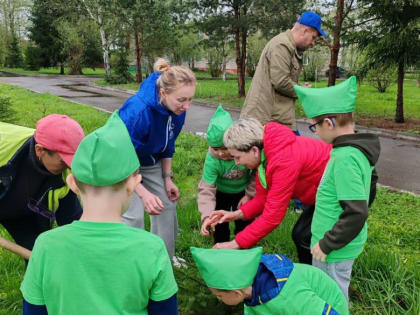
left=0, top=96, right=16, bottom=123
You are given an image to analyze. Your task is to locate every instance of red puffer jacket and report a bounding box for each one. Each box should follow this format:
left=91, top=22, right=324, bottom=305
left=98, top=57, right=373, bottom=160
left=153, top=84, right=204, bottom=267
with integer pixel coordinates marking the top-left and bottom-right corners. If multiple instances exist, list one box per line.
left=236, top=122, right=331, bottom=249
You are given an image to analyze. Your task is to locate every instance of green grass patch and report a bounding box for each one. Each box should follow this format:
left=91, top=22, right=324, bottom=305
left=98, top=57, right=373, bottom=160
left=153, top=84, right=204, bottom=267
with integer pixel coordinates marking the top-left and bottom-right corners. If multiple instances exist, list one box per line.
left=1, top=86, right=419, bottom=314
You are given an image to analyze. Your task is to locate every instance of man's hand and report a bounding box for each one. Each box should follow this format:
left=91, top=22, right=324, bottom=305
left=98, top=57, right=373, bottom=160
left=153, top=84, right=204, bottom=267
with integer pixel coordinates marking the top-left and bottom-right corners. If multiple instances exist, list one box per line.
left=200, top=217, right=213, bottom=237
left=237, top=195, right=250, bottom=208
left=164, top=177, right=179, bottom=201
left=213, top=239, right=240, bottom=250
left=138, top=187, right=164, bottom=215
left=311, top=242, right=327, bottom=262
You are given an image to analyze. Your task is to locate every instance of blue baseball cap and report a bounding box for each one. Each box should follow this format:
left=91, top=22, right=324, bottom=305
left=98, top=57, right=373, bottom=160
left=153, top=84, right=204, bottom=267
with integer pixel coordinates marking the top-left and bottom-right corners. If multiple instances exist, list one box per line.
left=296, top=11, right=328, bottom=37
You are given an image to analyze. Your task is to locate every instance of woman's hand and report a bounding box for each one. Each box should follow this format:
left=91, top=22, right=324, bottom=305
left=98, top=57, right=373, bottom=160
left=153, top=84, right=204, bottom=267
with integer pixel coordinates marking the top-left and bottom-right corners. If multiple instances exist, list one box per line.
left=200, top=217, right=213, bottom=237
left=208, top=210, right=244, bottom=231
left=237, top=195, right=250, bottom=208
left=137, top=185, right=164, bottom=215
left=213, top=239, right=240, bottom=250
left=164, top=178, right=179, bottom=201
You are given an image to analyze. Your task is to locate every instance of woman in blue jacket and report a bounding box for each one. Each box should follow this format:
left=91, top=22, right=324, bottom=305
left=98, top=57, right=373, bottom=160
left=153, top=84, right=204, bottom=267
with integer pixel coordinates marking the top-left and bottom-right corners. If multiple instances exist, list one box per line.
left=119, top=59, right=196, bottom=262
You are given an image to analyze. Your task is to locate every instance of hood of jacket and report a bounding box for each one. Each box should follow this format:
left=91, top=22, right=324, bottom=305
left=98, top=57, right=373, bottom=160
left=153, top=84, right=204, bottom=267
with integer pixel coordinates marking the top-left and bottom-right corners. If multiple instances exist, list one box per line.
left=263, top=122, right=296, bottom=160
left=333, top=133, right=380, bottom=166
left=136, top=72, right=170, bottom=116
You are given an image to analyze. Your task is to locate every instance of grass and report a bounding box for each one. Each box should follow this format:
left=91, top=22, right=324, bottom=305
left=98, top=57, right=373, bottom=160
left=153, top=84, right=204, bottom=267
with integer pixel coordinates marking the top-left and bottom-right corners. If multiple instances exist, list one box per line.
left=0, top=66, right=107, bottom=76
left=1, top=84, right=420, bottom=314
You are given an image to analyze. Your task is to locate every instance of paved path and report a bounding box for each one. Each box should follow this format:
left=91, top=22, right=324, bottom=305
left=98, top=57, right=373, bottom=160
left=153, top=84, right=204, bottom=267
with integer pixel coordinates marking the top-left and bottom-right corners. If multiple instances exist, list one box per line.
left=1, top=74, right=419, bottom=195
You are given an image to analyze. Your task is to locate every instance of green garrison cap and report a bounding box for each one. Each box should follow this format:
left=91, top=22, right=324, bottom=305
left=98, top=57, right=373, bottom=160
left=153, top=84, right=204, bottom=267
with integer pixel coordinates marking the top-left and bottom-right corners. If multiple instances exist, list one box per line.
left=71, top=111, right=140, bottom=186
left=190, top=247, right=262, bottom=290
left=294, top=76, right=357, bottom=118
left=206, top=105, right=233, bottom=147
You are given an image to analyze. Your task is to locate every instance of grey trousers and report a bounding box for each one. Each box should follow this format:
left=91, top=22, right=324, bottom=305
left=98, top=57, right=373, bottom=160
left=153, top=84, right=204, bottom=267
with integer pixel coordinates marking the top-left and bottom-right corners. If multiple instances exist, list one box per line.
left=122, top=161, right=178, bottom=258
left=312, top=258, right=354, bottom=303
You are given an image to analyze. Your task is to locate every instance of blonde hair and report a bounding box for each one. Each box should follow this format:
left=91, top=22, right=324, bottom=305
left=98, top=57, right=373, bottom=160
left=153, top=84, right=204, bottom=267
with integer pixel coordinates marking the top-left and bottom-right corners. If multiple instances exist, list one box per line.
left=154, top=58, right=196, bottom=94
left=223, top=118, right=264, bottom=152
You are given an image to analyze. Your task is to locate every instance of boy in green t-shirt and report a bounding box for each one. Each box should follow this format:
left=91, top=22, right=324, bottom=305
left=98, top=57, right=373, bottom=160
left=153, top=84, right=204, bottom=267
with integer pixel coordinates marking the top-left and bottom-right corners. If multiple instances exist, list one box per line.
left=20, top=111, right=178, bottom=315
left=191, top=247, right=349, bottom=315
left=198, top=105, right=255, bottom=243
left=294, top=76, right=380, bottom=302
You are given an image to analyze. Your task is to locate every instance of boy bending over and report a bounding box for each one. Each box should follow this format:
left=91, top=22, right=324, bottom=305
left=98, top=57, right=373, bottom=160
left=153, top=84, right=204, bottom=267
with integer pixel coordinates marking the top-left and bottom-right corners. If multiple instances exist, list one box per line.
left=191, top=247, right=348, bottom=314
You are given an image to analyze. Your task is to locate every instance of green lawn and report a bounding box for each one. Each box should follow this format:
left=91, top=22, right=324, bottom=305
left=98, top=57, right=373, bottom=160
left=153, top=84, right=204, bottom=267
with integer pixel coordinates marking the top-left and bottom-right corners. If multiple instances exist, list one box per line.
left=0, top=67, right=107, bottom=76
left=1, top=84, right=420, bottom=314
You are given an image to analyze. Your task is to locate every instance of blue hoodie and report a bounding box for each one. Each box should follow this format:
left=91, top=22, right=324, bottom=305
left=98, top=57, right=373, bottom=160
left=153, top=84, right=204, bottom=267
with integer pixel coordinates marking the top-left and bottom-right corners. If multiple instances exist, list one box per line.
left=119, top=73, right=186, bottom=166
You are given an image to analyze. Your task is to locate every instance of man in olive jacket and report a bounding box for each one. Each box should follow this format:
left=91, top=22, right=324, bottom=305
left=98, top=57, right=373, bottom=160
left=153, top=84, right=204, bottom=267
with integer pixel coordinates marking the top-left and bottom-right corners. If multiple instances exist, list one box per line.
left=241, top=11, right=327, bottom=131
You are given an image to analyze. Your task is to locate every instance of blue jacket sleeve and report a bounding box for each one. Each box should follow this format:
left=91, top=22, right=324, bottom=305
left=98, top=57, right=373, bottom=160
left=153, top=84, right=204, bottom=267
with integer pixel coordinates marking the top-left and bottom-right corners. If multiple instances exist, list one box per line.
left=23, top=299, right=48, bottom=315
left=147, top=294, right=178, bottom=315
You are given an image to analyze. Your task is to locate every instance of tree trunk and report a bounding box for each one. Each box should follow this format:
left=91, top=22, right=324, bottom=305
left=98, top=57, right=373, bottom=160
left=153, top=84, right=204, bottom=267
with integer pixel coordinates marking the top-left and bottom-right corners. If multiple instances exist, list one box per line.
left=239, top=7, right=247, bottom=96
left=233, top=4, right=246, bottom=97
left=395, top=59, right=405, bottom=123
left=98, top=28, right=111, bottom=77
left=60, top=63, right=64, bottom=75
left=134, top=22, right=143, bottom=84
left=328, top=0, right=344, bottom=86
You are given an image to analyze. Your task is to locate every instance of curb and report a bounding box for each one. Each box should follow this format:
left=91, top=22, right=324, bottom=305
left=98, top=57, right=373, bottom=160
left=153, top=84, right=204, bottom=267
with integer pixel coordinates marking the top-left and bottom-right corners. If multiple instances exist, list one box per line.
left=91, top=82, right=420, bottom=143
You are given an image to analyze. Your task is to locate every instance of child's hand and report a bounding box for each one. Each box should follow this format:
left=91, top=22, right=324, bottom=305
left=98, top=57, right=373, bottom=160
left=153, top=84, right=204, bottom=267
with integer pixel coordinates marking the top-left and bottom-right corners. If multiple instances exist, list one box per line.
left=311, top=242, right=327, bottom=262
left=209, top=210, right=243, bottom=227
left=139, top=189, right=164, bottom=215
left=200, top=217, right=213, bottom=237
left=237, top=195, right=250, bottom=208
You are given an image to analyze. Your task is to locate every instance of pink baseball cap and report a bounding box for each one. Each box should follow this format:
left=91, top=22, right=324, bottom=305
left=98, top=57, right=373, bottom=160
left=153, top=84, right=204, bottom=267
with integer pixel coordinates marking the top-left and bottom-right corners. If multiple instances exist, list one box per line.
left=34, top=114, right=85, bottom=167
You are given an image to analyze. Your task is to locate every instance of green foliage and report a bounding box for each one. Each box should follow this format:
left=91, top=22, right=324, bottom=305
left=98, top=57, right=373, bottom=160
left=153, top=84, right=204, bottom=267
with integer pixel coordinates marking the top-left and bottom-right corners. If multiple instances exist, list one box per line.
left=302, top=46, right=327, bottom=82
left=106, top=49, right=134, bottom=84
left=246, top=33, right=266, bottom=77
left=366, top=66, right=397, bottom=93
left=24, top=45, right=42, bottom=71
left=5, top=35, right=23, bottom=68
left=0, top=96, right=16, bottom=123
left=28, top=0, right=67, bottom=68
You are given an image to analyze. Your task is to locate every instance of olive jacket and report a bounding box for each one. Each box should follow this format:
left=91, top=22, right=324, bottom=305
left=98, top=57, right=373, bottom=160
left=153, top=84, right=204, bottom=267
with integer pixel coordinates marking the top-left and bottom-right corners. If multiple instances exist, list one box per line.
left=241, top=30, right=303, bottom=130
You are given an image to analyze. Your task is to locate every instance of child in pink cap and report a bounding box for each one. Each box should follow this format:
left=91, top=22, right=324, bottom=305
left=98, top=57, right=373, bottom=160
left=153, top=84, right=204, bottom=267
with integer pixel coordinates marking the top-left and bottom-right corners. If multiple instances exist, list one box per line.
left=0, top=114, right=84, bottom=259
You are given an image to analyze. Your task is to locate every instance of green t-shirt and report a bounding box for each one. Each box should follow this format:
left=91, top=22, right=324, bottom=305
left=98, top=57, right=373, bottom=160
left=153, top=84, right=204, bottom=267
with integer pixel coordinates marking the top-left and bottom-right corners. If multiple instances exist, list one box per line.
left=21, top=221, right=178, bottom=314
left=311, top=146, right=373, bottom=262
left=244, top=264, right=348, bottom=315
left=202, top=152, right=251, bottom=193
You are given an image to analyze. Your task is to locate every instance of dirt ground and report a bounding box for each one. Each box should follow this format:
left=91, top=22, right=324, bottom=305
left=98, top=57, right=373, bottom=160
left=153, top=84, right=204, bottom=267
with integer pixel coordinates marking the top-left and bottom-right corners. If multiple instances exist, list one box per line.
left=356, top=116, right=420, bottom=134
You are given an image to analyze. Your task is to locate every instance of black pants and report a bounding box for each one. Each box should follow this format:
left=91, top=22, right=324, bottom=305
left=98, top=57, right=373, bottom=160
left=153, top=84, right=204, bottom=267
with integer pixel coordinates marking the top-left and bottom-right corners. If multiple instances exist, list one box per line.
left=292, top=205, right=315, bottom=265
left=213, top=190, right=253, bottom=244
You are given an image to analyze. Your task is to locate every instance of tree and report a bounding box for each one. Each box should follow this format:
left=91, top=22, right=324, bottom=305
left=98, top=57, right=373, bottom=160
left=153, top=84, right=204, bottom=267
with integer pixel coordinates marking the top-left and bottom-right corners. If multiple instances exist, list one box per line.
left=192, top=0, right=257, bottom=97
left=24, top=44, right=42, bottom=70
left=246, top=32, right=266, bottom=77
left=5, top=32, right=23, bottom=67
left=28, top=0, right=66, bottom=72
left=355, top=0, right=420, bottom=122
left=79, top=0, right=120, bottom=77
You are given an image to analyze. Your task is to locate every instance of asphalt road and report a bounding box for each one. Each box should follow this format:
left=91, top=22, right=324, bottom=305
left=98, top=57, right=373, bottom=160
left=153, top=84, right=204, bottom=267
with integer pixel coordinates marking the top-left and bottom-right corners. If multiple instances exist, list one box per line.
left=1, top=74, right=419, bottom=195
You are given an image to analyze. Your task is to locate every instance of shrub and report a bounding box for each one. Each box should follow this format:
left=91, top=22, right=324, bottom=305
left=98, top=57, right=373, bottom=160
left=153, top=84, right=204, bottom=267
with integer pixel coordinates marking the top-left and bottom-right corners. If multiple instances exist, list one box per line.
left=0, top=96, right=16, bottom=123
left=366, top=66, right=396, bottom=93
